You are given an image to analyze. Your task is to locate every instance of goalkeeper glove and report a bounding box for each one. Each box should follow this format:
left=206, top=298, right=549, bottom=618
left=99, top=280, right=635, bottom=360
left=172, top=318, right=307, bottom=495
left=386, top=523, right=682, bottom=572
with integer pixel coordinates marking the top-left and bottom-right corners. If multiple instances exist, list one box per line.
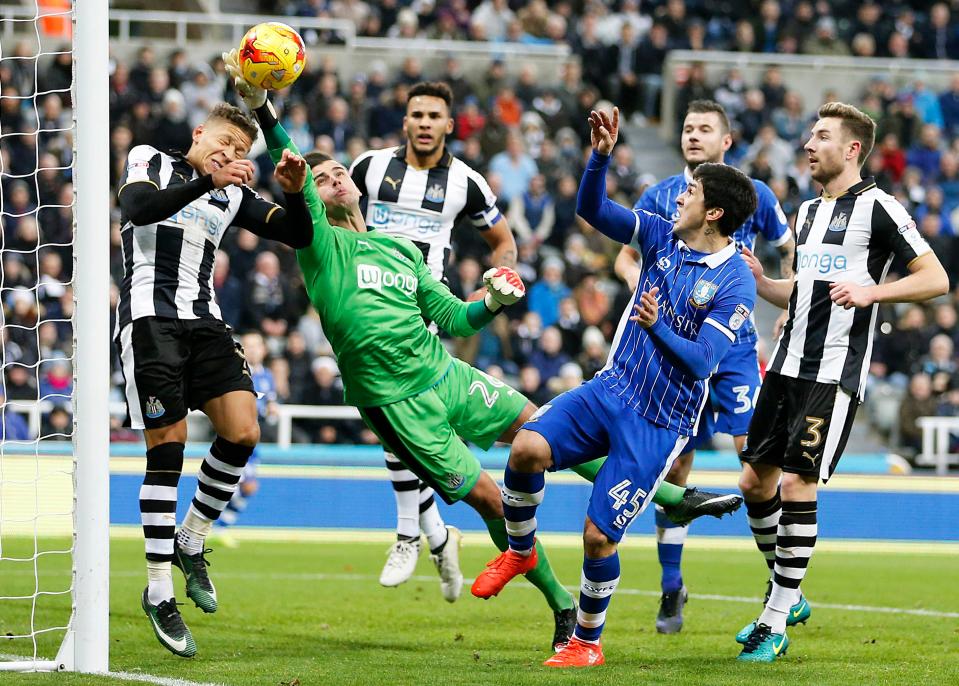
left=483, top=267, right=526, bottom=311
left=222, top=48, right=267, bottom=110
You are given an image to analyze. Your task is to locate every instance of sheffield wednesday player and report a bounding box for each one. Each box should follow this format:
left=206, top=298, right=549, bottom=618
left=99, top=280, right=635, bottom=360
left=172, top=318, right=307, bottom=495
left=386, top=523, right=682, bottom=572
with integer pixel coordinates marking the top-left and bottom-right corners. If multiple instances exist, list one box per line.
left=735, top=102, right=948, bottom=662
left=350, top=82, right=518, bottom=594
left=471, top=107, right=758, bottom=668
left=115, top=103, right=312, bottom=657
left=606, top=100, right=795, bottom=633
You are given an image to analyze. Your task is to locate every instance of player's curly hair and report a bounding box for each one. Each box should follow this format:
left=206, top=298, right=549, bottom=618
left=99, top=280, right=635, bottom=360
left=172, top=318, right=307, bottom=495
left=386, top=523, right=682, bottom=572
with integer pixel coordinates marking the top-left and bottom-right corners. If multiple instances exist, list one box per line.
left=693, top=163, right=758, bottom=237
left=207, top=103, right=259, bottom=144
left=407, top=81, right=454, bottom=112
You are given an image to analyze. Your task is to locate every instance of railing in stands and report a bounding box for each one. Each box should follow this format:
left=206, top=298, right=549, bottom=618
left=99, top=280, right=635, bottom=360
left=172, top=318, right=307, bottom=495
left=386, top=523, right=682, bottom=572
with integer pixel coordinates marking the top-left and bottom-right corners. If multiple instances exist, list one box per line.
left=4, top=400, right=359, bottom=450
left=0, top=7, right=569, bottom=60
left=916, top=416, right=959, bottom=476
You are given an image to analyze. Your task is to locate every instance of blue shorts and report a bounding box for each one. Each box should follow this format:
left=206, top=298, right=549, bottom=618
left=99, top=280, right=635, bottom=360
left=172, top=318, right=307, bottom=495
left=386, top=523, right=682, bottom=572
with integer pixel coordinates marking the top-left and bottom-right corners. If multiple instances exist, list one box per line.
left=522, top=378, right=688, bottom=543
left=693, top=341, right=761, bottom=450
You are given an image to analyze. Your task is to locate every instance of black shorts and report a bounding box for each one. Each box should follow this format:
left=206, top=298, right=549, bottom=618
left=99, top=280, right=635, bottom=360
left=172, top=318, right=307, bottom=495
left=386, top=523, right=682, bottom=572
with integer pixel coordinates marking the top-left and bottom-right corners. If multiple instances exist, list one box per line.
left=115, top=317, right=254, bottom=430
left=740, top=371, right=859, bottom=483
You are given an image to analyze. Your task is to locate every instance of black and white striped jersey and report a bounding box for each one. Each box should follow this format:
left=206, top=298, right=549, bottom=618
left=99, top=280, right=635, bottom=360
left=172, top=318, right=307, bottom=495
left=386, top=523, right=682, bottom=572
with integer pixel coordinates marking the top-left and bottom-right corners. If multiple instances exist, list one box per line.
left=115, top=144, right=282, bottom=331
left=349, top=146, right=502, bottom=280
left=769, top=177, right=931, bottom=400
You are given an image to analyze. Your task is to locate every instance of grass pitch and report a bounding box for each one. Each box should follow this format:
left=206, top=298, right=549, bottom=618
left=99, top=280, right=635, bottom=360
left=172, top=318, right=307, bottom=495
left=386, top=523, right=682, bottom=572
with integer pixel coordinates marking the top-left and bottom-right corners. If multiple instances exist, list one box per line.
left=1, top=533, right=958, bottom=685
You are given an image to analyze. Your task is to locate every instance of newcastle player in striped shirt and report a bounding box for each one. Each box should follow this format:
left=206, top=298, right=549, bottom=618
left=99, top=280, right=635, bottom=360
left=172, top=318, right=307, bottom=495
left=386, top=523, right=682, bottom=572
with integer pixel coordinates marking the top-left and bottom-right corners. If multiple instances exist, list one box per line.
left=471, top=107, right=758, bottom=668
left=349, top=82, right=521, bottom=600
left=734, top=102, right=948, bottom=662
left=116, top=103, right=313, bottom=657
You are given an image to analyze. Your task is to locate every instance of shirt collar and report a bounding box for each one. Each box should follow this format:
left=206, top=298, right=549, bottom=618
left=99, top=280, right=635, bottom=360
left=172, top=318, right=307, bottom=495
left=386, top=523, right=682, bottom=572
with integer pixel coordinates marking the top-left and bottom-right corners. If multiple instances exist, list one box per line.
left=683, top=166, right=694, bottom=183
left=394, top=144, right=453, bottom=168
left=822, top=176, right=877, bottom=201
left=678, top=238, right=737, bottom=268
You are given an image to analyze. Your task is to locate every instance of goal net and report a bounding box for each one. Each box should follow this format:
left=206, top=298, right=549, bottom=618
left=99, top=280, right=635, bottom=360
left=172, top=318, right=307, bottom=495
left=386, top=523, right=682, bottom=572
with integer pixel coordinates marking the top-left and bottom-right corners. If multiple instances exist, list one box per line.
left=0, top=0, right=110, bottom=673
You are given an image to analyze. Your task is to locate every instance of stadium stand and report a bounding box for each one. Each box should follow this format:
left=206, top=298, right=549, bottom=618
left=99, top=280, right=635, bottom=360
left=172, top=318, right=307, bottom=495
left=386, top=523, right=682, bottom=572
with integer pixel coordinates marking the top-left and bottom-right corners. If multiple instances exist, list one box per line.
left=3, top=1, right=959, bottom=466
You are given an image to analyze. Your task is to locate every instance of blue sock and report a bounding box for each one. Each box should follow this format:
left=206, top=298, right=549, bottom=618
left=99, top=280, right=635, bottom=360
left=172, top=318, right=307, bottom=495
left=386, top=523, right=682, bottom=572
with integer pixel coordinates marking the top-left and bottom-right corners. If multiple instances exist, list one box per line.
left=574, top=552, right=620, bottom=643
left=655, top=506, right=686, bottom=593
left=502, top=465, right=544, bottom=553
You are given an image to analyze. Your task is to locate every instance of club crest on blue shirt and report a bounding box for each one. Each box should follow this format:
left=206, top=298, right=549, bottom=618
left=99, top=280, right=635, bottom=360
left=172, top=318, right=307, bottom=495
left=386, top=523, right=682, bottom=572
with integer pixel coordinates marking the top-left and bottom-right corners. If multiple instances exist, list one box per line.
left=689, top=278, right=718, bottom=308
left=425, top=183, right=446, bottom=204
left=656, top=256, right=671, bottom=271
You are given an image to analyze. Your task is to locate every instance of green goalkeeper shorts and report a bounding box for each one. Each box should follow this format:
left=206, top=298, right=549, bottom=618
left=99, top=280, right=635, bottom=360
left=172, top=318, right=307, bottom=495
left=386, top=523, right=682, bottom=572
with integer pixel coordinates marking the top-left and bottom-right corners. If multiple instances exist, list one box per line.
left=359, top=359, right=529, bottom=504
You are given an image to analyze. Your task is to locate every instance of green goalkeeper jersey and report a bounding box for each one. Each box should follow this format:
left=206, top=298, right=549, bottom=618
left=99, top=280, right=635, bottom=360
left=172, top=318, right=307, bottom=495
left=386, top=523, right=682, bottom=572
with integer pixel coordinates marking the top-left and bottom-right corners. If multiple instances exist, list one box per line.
left=261, top=121, right=496, bottom=407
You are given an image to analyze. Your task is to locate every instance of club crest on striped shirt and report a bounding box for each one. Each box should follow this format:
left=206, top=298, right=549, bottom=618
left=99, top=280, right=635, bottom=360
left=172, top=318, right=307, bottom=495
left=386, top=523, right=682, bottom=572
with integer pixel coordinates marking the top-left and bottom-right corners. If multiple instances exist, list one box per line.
left=827, top=212, right=848, bottom=232
left=425, top=183, right=446, bottom=204
left=689, top=279, right=718, bottom=308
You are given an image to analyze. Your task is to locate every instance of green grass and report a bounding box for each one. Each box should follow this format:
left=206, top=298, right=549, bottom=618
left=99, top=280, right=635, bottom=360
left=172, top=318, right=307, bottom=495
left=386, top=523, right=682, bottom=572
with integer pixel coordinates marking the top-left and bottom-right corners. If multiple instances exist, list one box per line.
left=2, top=535, right=958, bottom=685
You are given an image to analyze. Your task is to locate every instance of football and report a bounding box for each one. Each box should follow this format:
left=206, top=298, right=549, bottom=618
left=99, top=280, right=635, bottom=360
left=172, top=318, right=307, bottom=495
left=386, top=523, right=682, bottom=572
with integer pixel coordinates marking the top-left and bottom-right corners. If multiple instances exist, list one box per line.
left=238, top=22, right=306, bottom=91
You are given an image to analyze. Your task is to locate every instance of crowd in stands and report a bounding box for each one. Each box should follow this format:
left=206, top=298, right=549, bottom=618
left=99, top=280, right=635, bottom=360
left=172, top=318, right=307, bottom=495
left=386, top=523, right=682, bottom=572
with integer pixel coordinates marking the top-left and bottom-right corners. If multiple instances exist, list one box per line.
left=4, top=0, right=959, bottom=460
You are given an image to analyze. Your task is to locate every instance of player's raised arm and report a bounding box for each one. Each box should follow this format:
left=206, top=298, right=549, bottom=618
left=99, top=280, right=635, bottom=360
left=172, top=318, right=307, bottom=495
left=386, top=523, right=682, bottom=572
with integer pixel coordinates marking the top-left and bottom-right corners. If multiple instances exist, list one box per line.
left=231, top=149, right=313, bottom=249
left=415, top=251, right=524, bottom=337
left=117, top=144, right=253, bottom=226
left=576, top=108, right=638, bottom=244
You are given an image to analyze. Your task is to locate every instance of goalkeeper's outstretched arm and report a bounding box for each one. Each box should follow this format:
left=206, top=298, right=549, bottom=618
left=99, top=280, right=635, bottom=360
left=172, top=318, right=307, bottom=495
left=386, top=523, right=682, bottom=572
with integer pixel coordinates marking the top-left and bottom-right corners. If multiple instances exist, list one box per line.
left=417, top=263, right=526, bottom=338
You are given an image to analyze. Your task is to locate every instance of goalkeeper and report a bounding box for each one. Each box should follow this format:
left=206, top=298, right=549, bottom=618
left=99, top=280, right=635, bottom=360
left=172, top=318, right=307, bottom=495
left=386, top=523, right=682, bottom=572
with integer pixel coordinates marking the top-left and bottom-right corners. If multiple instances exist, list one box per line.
left=227, top=57, right=740, bottom=651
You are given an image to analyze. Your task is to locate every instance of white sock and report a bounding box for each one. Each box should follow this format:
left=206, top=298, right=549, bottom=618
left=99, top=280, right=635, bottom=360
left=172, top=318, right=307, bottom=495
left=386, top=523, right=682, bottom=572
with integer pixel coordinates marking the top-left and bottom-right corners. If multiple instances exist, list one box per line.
left=759, top=583, right=794, bottom=634
left=177, top=506, right=212, bottom=555
left=147, top=561, right=174, bottom=605
left=420, top=501, right=448, bottom=552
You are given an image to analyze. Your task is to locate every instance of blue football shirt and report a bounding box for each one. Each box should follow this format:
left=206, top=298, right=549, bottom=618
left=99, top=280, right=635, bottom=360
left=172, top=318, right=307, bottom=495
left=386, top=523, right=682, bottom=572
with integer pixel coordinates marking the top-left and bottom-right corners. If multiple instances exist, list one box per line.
left=598, top=209, right=757, bottom=436
left=636, top=169, right=789, bottom=345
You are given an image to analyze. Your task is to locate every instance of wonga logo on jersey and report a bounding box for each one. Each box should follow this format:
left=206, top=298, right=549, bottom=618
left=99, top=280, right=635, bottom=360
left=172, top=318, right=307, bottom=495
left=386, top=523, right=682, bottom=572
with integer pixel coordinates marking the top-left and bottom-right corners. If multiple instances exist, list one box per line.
left=797, top=248, right=847, bottom=274
left=369, top=202, right=442, bottom=236
left=357, top=264, right=418, bottom=294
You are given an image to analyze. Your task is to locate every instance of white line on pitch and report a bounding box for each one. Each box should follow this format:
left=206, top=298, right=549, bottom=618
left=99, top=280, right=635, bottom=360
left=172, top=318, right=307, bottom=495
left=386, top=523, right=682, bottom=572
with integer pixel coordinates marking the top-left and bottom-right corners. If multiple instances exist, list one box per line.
left=0, top=654, right=226, bottom=686
left=96, top=571, right=959, bottom=619
left=103, top=670, right=228, bottom=686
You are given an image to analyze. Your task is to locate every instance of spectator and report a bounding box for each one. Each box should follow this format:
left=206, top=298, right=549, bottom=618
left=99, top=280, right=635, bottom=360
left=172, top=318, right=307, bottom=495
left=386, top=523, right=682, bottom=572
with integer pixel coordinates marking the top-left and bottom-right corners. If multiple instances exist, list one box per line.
left=517, top=364, right=550, bottom=406
left=0, top=391, right=32, bottom=441
left=471, top=0, right=514, bottom=42
left=918, top=333, right=957, bottom=383
left=919, top=2, right=959, bottom=60
left=243, top=251, right=293, bottom=340
left=5, top=364, right=38, bottom=401
left=907, top=124, right=944, bottom=183
left=555, top=297, right=584, bottom=357
left=577, top=326, right=608, bottom=380
left=527, top=256, right=570, bottom=328
left=528, top=326, right=571, bottom=385
left=509, top=174, right=554, bottom=247
left=488, top=133, right=538, bottom=203
left=635, top=22, right=669, bottom=120
left=898, top=373, right=938, bottom=455
left=939, top=74, right=959, bottom=137
left=772, top=90, right=806, bottom=145
left=803, top=17, right=851, bottom=56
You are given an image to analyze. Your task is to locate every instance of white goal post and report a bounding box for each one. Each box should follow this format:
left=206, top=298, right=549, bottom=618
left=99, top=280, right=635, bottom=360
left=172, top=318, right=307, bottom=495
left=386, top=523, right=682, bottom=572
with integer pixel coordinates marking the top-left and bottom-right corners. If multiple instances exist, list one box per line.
left=0, top=0, right=111, bottom=673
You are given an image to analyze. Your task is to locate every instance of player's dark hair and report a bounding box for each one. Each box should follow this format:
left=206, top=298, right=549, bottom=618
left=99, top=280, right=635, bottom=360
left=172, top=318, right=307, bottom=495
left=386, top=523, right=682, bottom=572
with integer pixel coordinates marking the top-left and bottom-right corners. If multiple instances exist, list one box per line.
left=818, top=101, right=876, bottom=165
left=693, top=163, right=758, bottom=237
left=686, top=100, right=731, bottom=135
left=407, top=81, right=454, bottom=113
left=304, top=151, right=334, bottom=169
left=206, top=103, right=259, bottom=144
